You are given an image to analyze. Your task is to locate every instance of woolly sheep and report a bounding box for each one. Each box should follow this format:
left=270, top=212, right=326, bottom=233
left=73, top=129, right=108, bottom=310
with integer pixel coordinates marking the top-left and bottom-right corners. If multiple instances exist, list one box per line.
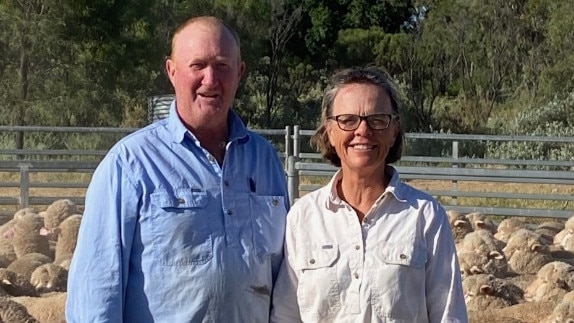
left=447, top=210, right=473, bottom=244
left=4, top=214, right=51, bottom=259
left=508, top=249, right=553, bottom=275
left=458, top=250, right=508, bottom=278
left=504, top=229, right=553, bottom=275
left=535, top=220, right=565, bottom=246
left=12, top=292, right=66, bottom=323
left=0, top=268, right=37, bottom=297
left=0, top=236, right=17, bottom=268
left=0, top=297, right=39, bottom=323
left=524, top=261, right=574, bottom=304
left=494, top=218, right=527, bottom=243
left=29, top=263, right=68, bottom=293
left=465, top=212, right=497, bottom=233
left=53, top=214, right=82, bottom=265
left=540, top=290, right=574, bottom=323
left=462, top=274, right=523, bottom=311
left=7, top=253, right=52, bottom=280
left=503, top=228, right=547, bottom=259
left=459, top=230, right=504, bottom=256
left=44, top=199, right=77, bottom=231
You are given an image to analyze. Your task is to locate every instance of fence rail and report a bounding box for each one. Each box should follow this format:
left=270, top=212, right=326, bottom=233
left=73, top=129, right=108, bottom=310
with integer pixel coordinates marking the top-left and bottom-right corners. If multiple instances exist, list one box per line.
left=1, top=126, right=573, bottom=219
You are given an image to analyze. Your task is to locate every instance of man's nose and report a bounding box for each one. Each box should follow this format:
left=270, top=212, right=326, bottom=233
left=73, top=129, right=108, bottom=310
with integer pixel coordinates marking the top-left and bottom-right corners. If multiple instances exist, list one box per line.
left=202, top=66, right=216, bottom=85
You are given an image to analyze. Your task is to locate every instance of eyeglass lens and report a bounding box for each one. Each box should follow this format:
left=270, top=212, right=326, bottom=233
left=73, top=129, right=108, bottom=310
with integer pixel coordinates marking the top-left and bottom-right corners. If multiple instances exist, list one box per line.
left=334, top=114, right=392, bottom=130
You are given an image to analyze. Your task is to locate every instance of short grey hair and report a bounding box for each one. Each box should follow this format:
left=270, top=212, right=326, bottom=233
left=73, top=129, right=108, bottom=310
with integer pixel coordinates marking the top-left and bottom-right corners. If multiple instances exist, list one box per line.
left=311, top=66, right=404, bottom=167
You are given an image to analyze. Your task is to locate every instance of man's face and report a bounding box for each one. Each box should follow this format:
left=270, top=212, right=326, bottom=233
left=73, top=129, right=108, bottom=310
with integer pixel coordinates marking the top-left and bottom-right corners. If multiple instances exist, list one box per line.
left=166, top=22, right=245, bottom=130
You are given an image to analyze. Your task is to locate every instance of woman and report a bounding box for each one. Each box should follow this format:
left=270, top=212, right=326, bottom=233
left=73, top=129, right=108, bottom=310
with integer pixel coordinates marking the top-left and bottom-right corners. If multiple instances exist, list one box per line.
left=271, top=67, right=467, bottom=323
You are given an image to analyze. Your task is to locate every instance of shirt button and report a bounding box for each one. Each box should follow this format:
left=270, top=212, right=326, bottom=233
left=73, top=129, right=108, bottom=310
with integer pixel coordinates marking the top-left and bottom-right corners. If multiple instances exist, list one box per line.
left=271, top=199, right=279, bottom=206
left=400, top=254, right=407, bottom=260
left=208, top=155, right=216, bottom=162
left=309, top=259, right=315, bottom=264
left=176, top=198, right=185, bottom=204
left=355, top=245, right=360, bottom=250
left=226, top=209, right=233, bottom=216
left=354, top=273, right=359, bottom=279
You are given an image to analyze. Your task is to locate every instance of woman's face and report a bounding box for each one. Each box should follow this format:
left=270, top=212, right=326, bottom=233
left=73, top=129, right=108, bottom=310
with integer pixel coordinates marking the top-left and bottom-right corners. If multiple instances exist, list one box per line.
left=327, top=83, right=399, bottom=175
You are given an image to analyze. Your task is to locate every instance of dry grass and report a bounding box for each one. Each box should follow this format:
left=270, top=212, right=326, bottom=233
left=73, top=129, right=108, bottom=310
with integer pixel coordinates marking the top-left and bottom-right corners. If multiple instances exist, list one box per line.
left=1, top=172, right=573, bottom=217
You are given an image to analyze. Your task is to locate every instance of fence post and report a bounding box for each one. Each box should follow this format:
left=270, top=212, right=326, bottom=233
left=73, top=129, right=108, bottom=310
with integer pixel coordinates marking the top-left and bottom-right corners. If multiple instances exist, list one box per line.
left=287, top=155, right=299, bottom=206
left=451, top=141, right=459, bottom=206
left=293, top=125, right=301, bottom=159
left=284, top=125, right=292, bottom=169
left=18, top=162, right=31, bottom=209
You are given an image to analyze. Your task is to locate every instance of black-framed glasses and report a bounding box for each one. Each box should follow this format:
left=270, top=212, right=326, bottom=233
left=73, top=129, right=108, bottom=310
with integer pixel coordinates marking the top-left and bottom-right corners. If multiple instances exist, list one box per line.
left=327, top=113, right=397, bottom=131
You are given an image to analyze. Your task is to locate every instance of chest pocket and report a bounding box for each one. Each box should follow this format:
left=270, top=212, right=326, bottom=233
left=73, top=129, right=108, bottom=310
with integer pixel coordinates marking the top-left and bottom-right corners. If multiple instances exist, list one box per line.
left=372, top=242, right=427, bottom=321
left=150, top=189, right=213, bottom=266
left=294, top=245, right=341, bottom=321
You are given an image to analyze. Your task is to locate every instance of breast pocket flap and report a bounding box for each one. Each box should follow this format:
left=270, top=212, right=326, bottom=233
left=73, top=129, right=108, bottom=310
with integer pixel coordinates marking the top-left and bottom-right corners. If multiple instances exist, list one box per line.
left=296, top=245, right=338, bottom=270
left=376, top=243, right=426, bottom=269
left=151, top=189, right=207, bottom=208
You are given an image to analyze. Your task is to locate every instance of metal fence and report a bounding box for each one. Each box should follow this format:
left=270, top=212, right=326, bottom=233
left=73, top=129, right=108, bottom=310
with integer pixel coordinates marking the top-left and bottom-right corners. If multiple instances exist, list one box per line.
left=1, top=126, right=573, bottom=219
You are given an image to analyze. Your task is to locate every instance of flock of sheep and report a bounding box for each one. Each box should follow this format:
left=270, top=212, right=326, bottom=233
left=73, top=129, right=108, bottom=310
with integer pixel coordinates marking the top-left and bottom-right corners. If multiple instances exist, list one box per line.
left=0, top=199, right=574, bottom=322
left=451, top=211, right=574, bottom=322
left=0, top=199, right=79, bottom=322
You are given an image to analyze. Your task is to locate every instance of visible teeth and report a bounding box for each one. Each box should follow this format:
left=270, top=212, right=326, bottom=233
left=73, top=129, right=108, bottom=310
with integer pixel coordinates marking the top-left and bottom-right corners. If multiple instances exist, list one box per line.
left=352, top=145, right=372, bottom=150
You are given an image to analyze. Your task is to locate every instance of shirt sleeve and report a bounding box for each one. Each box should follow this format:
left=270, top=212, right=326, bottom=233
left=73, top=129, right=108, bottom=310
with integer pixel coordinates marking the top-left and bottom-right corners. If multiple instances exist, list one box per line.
left=424, top=202, right=469, bottom=323
left=66, top=151, right=139, bottom=323
left=270, top=215, right=302, bottom=323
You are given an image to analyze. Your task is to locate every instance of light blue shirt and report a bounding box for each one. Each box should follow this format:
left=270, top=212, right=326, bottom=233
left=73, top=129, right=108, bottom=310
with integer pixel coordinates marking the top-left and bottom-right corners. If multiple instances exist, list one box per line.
left=66, top=103, right=289, bottom=322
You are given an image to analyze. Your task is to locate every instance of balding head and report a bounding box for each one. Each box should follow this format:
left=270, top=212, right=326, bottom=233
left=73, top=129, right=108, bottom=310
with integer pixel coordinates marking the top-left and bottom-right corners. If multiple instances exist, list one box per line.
left=170, top=16, right=241, bottom=62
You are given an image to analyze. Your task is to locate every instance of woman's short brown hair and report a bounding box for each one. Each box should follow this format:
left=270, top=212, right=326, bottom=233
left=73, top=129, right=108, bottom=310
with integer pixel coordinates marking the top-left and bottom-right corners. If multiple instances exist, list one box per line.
left=310, top=66, right=404, bottom=167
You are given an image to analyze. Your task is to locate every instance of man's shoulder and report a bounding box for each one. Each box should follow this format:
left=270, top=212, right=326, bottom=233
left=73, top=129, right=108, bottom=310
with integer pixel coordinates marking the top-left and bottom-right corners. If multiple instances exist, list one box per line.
left=107, top=120, right=169, bottom=156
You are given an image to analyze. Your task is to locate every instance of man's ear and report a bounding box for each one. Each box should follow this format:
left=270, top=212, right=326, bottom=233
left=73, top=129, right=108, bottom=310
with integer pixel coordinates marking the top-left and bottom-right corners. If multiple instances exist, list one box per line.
left=166, top=58, right=176, bottom=83
left=238, top=61, right=246, bottom=79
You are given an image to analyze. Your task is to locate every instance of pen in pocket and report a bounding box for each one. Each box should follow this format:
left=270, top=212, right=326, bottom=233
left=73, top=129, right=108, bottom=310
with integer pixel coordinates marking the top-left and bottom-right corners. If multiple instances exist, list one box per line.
left=249, top=177, right=256, bottom=192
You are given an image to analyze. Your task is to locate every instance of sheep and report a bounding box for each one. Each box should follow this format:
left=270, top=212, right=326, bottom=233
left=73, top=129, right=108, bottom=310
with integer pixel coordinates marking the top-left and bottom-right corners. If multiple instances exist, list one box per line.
left=447, top=210, right=473, bottom=244
left=0, top=208, right=37, bottom=234
left=0, top=236, right=17, bottom=268
left=12, top=292, right=66, bottom=323
left=481, top=301, right=556, bottom=323
left=465, top=212, right=497, bottom=234
left=53, top=214, right=81, bottom=266
left=535, top=220, right=565, bottom=245
left=504, top=229, right=553, bottom=275
left=458, top=250, right=508, bottom=278
left=0, top=297, right=39, bottom=322
left=0, top=269, right=37, bottom=297
left=7, top=253, right=52, bottom=280
left=457, top=229, right=508, bottom=277
left=555, top=216, right=574, bottom=246
left=43, top=199, right=77, bottom=231
left=459, top=229, right=504, bottom=256
left=524, top=261, right=574, bottom=304
left=540, top=290, right=574, bottom=323
left=462, top=274, right=523, bottom=311
left=3, top=214, right=51, bottom=259
left=29, top=263, right=68, bottom=293
left=494, top=218, right=527, bottom=244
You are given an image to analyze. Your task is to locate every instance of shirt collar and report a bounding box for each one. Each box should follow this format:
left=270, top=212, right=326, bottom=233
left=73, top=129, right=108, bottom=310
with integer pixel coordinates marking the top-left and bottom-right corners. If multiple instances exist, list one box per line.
left=325, top=165, right=407, bottom=210
left=166, top=99, right=250, bottom=144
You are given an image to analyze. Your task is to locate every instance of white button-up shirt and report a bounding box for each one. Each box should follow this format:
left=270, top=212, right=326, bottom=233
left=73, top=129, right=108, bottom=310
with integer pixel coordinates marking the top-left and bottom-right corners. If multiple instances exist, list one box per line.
left=271, top=168, right=468, bottom=323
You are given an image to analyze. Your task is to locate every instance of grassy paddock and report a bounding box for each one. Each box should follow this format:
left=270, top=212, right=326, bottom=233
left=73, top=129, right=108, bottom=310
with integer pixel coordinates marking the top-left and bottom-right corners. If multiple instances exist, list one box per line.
left=298, top=175, right=574, bottom=215
left=1, top=172, right=573, bottom=218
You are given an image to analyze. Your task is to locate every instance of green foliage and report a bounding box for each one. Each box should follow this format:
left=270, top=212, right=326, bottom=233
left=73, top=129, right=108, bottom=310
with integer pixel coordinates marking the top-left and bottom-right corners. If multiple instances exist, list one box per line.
left=485, top=92, right=574, bottom=167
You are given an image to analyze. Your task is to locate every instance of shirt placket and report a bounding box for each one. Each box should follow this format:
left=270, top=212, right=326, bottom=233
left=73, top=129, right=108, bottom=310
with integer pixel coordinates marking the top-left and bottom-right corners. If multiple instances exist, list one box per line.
left=343, top=203, right=365, bottom=314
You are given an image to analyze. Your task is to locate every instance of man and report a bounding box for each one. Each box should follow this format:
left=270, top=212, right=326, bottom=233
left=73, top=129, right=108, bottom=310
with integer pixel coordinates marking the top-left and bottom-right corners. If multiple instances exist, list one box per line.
left=66, top=16, right=289, bottom=322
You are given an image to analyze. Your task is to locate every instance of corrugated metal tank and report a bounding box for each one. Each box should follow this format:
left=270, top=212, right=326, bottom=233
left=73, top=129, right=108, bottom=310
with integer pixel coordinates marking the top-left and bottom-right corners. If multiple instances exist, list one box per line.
left=148, top=94, right=175, bottom=123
